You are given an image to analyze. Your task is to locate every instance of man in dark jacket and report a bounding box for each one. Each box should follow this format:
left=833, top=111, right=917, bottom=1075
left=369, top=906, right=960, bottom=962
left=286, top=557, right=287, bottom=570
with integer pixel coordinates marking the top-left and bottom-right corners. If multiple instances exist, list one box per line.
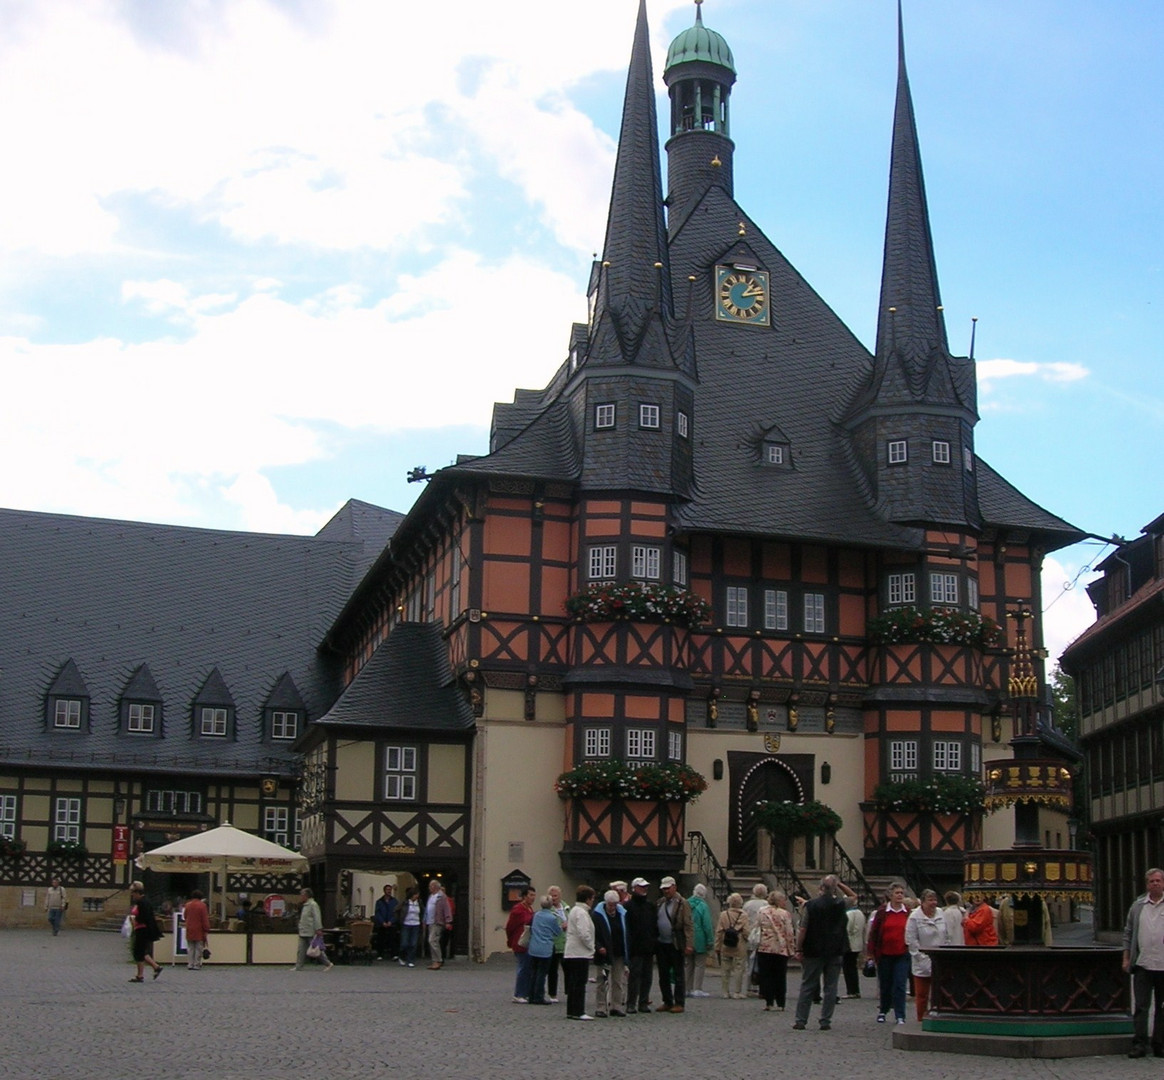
left=624, top=877, right=658, bottom=1014
left=593, top=889, right=630, bottom=1017
left=792, top=874, right=857, bottom=1031
left=655, top=875, right=694, bottom=1013
left=373, top=883, right=399, bottom=960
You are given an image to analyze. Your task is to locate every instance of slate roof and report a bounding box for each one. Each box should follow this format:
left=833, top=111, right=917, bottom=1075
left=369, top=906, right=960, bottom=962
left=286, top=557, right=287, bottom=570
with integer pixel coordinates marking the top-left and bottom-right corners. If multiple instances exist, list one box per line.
left=443, top=6, right=1080, bottom=556
left=312, top=622, right=474, bottom=733
left=0, top=501, right=400, bottom=775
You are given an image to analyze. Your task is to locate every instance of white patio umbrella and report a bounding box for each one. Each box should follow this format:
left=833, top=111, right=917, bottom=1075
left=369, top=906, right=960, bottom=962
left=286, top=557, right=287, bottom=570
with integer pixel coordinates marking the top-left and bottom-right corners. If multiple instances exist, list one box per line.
left=139, top=822, right=307, bottom=922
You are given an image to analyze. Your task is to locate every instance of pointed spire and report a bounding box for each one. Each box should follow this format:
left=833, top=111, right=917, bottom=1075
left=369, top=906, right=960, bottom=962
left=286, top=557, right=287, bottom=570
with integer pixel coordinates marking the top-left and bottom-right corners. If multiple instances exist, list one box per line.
left=874, top=2, right=949, bottom=379
left=591, top=0, right=672, bottom=359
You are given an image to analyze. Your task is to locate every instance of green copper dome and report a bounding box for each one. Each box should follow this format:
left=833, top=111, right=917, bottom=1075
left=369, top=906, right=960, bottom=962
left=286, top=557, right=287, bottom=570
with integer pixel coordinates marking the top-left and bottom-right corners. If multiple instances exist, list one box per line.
left=665, top=5, right=735, bottom=75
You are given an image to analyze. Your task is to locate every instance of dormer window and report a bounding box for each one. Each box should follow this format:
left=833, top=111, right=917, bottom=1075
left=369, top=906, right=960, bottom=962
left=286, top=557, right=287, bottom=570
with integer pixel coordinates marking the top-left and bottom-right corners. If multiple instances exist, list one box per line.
left=46, top=659, right=90, bottom=732
left=271, top=710, right=299, bottom=741
left=200, top=707, right=228, bottom=737
left=595, top=403, right=616, bottom=429
left=963, top=446, right=974, bottom=472
left=932, top=440, right=951, bottom=464
left=53, top=699, right=82, bottom=729
left=127, top=703, right=156, bottom=734
left=764, top=442, right=791, bottom=466
left=888, top=440, right=908, bottom=465
left=639, top=404, right=660, bottom=429
left=677, top=411, right=689, bottom=438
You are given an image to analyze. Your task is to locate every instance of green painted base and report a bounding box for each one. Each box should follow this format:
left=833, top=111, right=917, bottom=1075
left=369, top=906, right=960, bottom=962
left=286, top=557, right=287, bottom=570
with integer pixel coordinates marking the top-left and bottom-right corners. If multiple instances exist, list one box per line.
left=924, top=1016, right=1133, bottom=1037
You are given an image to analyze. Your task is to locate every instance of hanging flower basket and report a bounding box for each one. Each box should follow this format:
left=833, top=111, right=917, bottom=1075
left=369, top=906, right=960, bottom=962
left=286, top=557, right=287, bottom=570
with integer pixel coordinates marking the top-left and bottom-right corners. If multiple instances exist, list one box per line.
left=866, top=606, right=1003, bottom=650
left=753, top=799, right=842, bottom=837
left=554, top=761, right=708, bottom=804
left=0, top=837, right=26, bottom=858
left=564, top=583, right=712, bottom=628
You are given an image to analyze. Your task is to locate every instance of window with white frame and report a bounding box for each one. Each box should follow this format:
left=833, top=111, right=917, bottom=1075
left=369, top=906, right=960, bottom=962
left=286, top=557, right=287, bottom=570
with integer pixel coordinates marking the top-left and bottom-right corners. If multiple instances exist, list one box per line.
left=764, top=588, right=789, bottom=630
left=933, top=739, right=962, bottom=772
left=0, top=795, right=16, bottom=840
left=595, top=403, right=616, bottom=429
left=970, top=742, right=981, bottom=775
left=963, top=446, right=974, bottom=472
left=804, top=593, right=826, bottom=633
left=145, top=789, right=202, bottom=814
left=765, top=443, right=784, bottom=465
left=932, top=440, right=951, bottom=464
left=589, top=545, right=617, bottom=581
left=888, top=439, right=908, bottom=464
left=127, top=703, right=155, bottom=733
left=888, top=572, right=916, bottom=606
left=889, top=739, right=918, bottom=780
left=264, top=806, right=290, bottom=847
left=631, top=545, right=661, bottom=580
left=200, top=707, right=228, bottom=736
left=668, top=729, right=683, bottom=761
left=584, top=727, right=611, bottom=758
left=672, top=549, right=688, bottom=587
left=967, top=578, right=979, bottom=611
left=726, top=585, right=749, bottom=628
left=271, top=710, right=299, bottom=740
left=53, top=699, right=81, bottom=729
left=626, top=728, right=656, bottom=761
left=930, top=572, right=958, bottom=605
left=639, top=404, right=660, bottom=429
left=53, top=797, right=81, bottom=844
left=677, top=411, right=689, bottom=438
left=384, top=745, right=417, bottom=800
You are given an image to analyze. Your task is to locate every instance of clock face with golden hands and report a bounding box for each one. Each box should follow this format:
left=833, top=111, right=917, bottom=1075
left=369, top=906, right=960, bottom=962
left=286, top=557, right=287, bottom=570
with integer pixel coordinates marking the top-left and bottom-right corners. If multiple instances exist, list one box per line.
left=715, top=265, right=770, bottom=325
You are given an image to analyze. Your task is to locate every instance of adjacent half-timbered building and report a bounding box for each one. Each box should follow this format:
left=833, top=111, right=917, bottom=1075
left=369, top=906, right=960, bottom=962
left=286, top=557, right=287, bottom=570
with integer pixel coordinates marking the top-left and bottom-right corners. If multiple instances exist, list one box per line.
left=0, top=500, right=401, bottom=926
left=1062, top=513, right=1164, bottom=931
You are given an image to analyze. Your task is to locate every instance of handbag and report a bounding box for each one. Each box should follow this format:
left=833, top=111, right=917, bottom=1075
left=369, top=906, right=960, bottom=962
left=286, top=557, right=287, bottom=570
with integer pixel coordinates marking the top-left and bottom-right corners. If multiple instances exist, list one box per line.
left=517, top=925, right=531, bottom=949
left=121, top=915, right=133, bottom=939
left=862, top=958, right=877, bottom=978
left=202, top=947, right=211, bottom=960
left=306, top=930, right=325, bottom=959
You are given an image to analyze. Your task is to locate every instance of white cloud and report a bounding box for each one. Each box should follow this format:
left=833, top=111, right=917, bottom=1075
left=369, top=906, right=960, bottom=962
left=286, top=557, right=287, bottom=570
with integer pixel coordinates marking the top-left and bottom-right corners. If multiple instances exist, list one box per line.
left=978, top=357, right=1089, bottom=389
left=1041, top=553, right=1099, bottom=667
left=0, top=252, right=583, bottom=524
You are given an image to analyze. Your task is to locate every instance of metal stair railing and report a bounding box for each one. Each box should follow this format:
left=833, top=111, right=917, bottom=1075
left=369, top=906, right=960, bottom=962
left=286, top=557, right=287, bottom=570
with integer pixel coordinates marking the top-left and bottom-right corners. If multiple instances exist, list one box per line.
left=881, top=842, right=943, bottom=901
left=685, top=831, right=733, bottom=907
left=765, top=844, right=812, bottom=904
left=831, top=837, right=879, bottom=910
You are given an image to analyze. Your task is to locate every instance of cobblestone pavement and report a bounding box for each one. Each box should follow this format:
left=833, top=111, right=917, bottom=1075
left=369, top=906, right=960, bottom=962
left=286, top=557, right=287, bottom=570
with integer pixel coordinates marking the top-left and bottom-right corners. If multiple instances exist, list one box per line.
left=0, top=928, right=1139, bottom=1080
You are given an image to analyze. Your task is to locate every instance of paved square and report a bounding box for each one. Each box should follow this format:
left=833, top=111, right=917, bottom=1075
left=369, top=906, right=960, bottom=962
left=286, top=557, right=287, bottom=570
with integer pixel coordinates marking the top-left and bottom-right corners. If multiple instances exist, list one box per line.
left=1, top=929, right=1136, bottom=1079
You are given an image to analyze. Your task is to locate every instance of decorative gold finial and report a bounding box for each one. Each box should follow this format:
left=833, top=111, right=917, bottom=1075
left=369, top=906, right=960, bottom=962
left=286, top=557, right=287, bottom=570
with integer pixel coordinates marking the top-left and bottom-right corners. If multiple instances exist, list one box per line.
left=654, top=262, right=663, bottom=269
left=737, top=221, right=746, bottom=236
left=711, top=154, right=721, bottom=168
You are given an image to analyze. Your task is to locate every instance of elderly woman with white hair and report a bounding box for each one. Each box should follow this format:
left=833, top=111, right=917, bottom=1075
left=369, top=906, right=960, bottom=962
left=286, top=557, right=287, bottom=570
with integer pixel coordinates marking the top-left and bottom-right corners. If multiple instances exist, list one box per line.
left=743, top=882, right=768, bottom=993
left=716, top=893, right=750, bottom=999
left=686, top=883, right=715, bottom=997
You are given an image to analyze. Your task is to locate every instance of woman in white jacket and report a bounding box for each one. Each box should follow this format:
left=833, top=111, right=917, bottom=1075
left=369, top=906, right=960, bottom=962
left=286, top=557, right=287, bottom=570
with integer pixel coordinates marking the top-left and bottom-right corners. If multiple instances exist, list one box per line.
left=563, top=885, right=596, bottom=1020
left=904, top=889, right=949, bottom=1021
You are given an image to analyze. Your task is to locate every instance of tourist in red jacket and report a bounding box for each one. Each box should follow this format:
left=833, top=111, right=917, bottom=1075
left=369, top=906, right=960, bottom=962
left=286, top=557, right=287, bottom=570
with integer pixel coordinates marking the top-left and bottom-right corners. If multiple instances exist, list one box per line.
left=866, top=882, right=911, bottom=1024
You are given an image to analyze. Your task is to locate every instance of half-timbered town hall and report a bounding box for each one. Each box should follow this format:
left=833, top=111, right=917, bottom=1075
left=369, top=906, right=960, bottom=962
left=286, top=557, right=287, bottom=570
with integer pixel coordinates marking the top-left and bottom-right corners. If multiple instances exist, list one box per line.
left=1, top=2, right=1082, bottom=955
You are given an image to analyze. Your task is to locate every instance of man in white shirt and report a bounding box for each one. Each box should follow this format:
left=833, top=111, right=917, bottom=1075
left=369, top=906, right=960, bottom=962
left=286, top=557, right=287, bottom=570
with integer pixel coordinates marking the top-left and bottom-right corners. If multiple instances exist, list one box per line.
left=1124, top=867, right=1164, bottom=1058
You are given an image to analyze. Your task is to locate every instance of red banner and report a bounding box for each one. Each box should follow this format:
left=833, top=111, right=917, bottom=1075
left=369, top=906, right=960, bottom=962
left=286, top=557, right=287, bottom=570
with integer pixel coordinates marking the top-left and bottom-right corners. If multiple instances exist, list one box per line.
left=112, top=825, right=129, bottom=866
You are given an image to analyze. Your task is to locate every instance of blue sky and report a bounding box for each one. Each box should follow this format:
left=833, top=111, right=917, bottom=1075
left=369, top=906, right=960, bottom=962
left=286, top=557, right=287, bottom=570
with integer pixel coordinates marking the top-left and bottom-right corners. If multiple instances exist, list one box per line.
left=1, top=0, right=1160, bottom=663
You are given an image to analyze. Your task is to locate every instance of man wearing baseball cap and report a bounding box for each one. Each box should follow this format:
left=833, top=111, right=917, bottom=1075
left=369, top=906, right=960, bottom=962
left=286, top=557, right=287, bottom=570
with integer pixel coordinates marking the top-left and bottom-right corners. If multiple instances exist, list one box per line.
left=625, top=878, right=657, bottom=1013
left=655, top=876, right=694, bottom=1013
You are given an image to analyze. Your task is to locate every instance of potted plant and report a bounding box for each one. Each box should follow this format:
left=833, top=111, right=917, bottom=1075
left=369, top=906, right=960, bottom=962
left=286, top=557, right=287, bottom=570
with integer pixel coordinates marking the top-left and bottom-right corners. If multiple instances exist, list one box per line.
left=0, top=836, right=26, bottom=857
left=752, top=799, right=842, bottom=837
left=871, top=774, right=987, bottom=815
left=46, top=839, right=88, bottom=858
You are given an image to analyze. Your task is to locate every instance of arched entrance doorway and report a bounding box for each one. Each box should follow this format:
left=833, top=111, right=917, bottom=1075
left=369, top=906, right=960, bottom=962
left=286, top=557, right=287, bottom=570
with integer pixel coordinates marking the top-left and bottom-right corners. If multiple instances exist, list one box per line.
left=729, top=756, right=806, bottom=867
